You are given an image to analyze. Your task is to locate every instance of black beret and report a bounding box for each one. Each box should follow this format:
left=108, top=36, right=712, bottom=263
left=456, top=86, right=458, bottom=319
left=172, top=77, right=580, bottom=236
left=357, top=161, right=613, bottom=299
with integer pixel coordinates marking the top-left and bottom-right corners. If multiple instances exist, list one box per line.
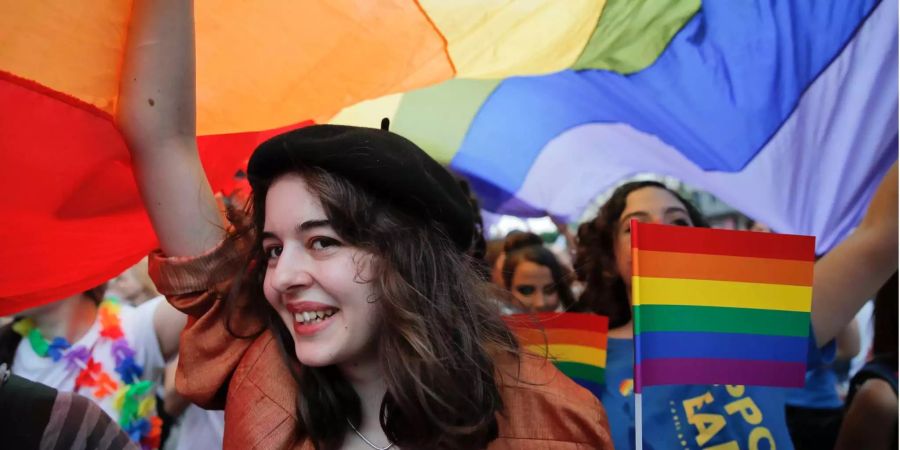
left=247, top=124, right=475, bottom=252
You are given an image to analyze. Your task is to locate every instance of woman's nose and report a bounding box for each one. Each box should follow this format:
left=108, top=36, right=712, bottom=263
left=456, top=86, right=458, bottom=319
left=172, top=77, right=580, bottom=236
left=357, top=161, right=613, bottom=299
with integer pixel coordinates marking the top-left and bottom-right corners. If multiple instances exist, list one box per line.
left=531, top=292, right=546, bottom=310
left=270, top=249, right=313, bottom=293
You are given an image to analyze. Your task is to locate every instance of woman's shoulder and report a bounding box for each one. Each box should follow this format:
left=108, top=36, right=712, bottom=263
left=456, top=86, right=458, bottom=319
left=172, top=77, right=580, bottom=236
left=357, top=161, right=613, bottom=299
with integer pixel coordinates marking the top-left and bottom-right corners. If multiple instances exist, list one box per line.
left=492, top=354, right=613, bottom=448
left=222, top=330, right=303, bottom=449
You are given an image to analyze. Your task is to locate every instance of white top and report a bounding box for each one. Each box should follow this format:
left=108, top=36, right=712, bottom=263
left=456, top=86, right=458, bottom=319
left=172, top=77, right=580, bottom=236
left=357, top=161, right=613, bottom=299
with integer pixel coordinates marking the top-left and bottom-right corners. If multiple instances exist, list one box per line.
left=176, top=405, right=225, bottom=450
left=12, top=296, right=167, bottom=422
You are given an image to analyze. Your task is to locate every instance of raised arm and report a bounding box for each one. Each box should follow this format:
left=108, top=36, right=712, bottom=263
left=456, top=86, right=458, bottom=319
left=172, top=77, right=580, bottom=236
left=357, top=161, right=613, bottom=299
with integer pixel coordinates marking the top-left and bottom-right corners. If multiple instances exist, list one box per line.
left=117, top=0, right=213, bottom=362
left=116, top=0, right=223, bottom=258
left=812, top=162, right=898, bottom=347
left=116, top=0, right=261, bottom=408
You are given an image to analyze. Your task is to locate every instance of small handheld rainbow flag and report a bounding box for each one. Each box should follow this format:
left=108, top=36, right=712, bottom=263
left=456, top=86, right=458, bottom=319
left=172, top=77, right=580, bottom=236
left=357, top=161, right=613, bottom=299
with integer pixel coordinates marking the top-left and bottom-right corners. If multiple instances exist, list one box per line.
left=631, top=222, right=815, bottom=392
left=504, top=313, right=609, bottom=397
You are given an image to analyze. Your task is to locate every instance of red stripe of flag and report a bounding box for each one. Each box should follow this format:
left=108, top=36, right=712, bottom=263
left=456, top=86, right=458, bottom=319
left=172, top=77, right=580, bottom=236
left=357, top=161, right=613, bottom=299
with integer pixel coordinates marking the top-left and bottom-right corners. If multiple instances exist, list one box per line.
left=631, top=222, right=815, bottom=261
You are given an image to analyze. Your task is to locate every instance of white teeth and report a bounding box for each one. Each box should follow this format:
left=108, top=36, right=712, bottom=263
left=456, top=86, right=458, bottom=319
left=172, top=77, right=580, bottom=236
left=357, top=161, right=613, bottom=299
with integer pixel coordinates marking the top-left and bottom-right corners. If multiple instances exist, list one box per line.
left=294, top=308, right=338, bottom=325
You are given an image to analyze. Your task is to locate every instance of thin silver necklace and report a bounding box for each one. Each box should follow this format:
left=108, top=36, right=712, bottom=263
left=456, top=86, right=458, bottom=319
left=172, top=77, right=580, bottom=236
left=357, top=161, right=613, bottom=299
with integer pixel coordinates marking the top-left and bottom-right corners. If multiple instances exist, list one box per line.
left=346, top=418, right=395, bottom=450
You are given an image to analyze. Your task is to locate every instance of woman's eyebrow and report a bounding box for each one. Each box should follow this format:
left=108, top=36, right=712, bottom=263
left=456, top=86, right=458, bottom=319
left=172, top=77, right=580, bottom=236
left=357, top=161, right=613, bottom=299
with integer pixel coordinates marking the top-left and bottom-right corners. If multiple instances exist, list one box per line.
left=298, top=219, right=330, bottom=232
left=261, top=219, right=330, bottom=240
left=619, top=211, right=650, bottom=225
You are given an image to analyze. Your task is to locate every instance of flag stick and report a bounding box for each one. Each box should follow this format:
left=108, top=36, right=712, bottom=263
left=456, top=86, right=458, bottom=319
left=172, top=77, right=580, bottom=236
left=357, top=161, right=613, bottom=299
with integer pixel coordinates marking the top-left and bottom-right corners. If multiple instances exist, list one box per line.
left=635, top=392, right=643, bottom=450
left=631, top=219, right=643, bottom=450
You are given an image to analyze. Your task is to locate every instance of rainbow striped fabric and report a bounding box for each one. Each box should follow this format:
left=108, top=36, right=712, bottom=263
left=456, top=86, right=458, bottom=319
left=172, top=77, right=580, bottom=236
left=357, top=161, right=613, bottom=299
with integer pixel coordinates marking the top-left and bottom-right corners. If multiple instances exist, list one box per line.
left=0, top=0, right=894, bottom=314
left=631, top=222, right=815, bottom=392
left=505, top=313, right=608, bottom=397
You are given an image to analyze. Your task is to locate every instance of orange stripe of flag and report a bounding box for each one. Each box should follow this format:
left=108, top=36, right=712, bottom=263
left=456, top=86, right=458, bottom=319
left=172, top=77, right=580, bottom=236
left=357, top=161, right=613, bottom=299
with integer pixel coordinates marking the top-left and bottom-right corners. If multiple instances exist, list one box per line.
left=515, top=328, right=607, bottom=350
left=633, top=249, right=814, bottom=286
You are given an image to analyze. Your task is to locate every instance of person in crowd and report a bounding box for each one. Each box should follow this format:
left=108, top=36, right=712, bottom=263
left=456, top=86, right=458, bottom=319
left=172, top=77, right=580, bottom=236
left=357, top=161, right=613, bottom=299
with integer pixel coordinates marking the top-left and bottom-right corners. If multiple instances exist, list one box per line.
left=0, top=282, right=184, bottom=449
left=0, top=362, right=139, bottom=450
left=161, top=356, right=225, bottom=450
left=108, top=257, right=161, bottom=306
left=104, top=258, right=181, bottom=447
left=116, top=1, right=613, bottom=448
left=490, top=231, right=547, bottom=314
left=834, top=272, right=898, bottom=450
left=574, top=175, right=897, bottom=450
left=502, top=245, right=576, bottom=313
left=575, top=181, right=708, bottom=326
left=490, top=231, right=545, bottom=289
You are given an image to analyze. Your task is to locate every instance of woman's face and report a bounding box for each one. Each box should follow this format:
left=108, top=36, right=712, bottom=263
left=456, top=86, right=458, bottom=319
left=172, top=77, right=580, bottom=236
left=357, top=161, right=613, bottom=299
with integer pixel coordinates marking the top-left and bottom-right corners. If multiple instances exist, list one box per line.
left=261, top=174, right=381, bottom=372
left=614, top=187, right=694, bottom=288
left=510, top=261, right=560, bottom=312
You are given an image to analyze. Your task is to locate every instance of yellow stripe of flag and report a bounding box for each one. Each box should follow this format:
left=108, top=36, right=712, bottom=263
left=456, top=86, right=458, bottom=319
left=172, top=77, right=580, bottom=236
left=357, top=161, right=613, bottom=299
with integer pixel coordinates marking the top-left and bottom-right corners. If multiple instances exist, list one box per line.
left=420, top=0, right=605, bottom=78
left=632, top=276, right=812, bottom=312
left=525, top=344, right=607, bottom=367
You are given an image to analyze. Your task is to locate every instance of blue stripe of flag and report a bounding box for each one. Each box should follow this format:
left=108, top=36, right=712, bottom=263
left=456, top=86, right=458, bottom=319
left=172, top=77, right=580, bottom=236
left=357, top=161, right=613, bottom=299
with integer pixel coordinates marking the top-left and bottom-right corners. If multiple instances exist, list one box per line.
left=636, top=331, right=809, bottom=364
left=452, top=0, right=881, bottom=215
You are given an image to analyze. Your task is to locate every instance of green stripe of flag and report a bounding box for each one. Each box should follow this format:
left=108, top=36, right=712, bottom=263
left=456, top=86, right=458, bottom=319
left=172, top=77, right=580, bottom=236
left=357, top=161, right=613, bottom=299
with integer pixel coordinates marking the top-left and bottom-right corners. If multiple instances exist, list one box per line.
left=553, top=361, right=605, bottom=384
left=392, top=79, right=500, bottom=164
left=572, top=0, right=700, bottom=73
left=634, top=304, right=809, bottom=337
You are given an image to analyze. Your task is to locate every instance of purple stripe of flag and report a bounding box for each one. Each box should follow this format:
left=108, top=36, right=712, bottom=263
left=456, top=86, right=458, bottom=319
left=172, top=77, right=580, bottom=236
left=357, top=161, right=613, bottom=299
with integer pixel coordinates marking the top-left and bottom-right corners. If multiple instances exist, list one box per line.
left=635, top=358, right=806, bottom=392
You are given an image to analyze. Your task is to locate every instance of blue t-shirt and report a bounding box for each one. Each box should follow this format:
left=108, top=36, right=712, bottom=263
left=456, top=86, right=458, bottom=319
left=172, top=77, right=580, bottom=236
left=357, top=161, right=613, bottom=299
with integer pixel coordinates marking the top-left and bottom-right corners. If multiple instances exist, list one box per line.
left=602, top=335, right=834, bottom=450
left=784, top=341, right=841, bottom=409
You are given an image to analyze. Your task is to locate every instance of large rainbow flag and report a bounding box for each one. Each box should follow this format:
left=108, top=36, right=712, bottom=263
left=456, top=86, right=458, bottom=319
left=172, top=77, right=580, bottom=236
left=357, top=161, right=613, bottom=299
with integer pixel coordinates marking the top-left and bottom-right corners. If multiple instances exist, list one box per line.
left=631, top=222, right=815, bottom=392
left=505, top=313, right=608, bottom=398
left=0, top=0, right=894, bottom=313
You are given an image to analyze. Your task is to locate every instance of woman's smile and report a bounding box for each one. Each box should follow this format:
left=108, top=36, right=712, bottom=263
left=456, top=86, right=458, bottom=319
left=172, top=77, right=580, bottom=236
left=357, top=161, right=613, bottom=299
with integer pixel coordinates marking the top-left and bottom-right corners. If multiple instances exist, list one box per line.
left=288, top=302, right=341, bottom=336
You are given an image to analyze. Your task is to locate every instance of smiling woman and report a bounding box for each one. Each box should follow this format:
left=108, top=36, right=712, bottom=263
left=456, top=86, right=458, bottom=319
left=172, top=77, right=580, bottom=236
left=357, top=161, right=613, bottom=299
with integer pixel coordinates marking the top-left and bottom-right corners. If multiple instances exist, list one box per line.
left=236, top=136, right=545, bottom=447
left=259, top=174, right=380, bottom=371
left=116, top=1, right=613, bottom=449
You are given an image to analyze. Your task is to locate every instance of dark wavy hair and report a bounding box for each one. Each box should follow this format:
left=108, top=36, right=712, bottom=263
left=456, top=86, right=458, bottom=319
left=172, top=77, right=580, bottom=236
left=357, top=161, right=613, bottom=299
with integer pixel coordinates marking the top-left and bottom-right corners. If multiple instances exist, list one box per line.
left=573, top=222, right=594, bottom=284
left=503, top=231, right=544, bottom=254
left=502, top=245, right=576, bottom=311
left=574, top=181, right=708, bottom=327
left=231, top=165, right=519, bottom=450
left=453, top=175, right=490, bottom=281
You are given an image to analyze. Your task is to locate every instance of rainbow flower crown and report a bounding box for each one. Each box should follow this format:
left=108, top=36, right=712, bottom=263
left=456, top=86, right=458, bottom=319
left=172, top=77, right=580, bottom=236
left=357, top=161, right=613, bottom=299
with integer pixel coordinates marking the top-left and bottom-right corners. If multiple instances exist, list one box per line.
left=14, top=298, right=162, bottom=449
